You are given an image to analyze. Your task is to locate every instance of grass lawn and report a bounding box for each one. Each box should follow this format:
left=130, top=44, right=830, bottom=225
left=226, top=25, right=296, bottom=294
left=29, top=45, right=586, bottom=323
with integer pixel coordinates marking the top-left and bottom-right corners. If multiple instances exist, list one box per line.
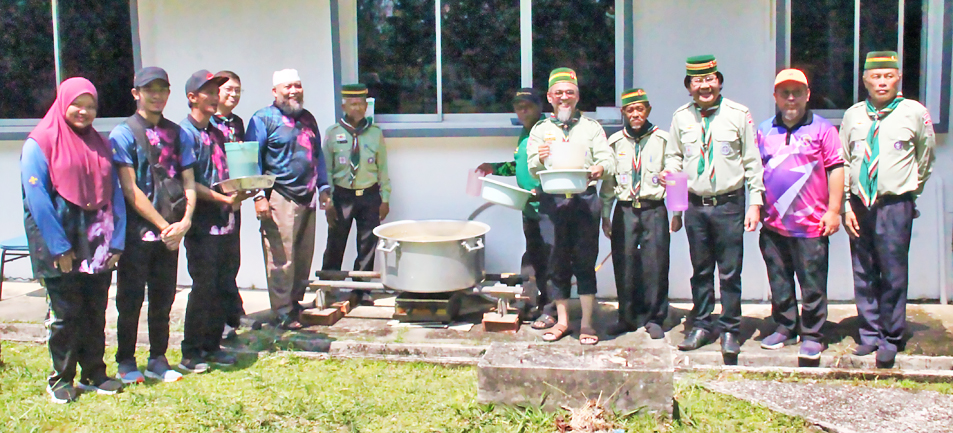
left=0, top=341, right=818, bottom=433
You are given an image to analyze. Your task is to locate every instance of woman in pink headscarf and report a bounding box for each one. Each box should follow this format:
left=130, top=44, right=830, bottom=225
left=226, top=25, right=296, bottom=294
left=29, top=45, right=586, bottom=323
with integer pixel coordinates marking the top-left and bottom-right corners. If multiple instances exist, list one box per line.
left=20, top=77, right=127, bottom=403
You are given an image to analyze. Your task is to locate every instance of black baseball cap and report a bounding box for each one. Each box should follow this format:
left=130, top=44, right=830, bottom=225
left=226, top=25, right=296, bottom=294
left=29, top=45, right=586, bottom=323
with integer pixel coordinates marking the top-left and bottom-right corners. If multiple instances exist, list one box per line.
left=134, top=66, right=170, bottom=87
left=185, top=69, right=229, bottom=95
left=512, top=88, right=541, bottom=106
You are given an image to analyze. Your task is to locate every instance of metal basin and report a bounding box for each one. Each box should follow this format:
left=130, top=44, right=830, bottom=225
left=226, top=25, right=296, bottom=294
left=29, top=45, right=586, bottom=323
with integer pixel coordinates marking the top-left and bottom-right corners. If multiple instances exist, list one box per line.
left=374, top=220, right=490, bottom=293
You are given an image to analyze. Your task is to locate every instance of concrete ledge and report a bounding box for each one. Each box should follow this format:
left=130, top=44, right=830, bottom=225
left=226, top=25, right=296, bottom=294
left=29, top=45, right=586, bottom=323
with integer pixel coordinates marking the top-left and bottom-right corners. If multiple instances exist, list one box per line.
left=328, top=341, right=487, bottom=365
left=675, top=351, right=953, bottom=371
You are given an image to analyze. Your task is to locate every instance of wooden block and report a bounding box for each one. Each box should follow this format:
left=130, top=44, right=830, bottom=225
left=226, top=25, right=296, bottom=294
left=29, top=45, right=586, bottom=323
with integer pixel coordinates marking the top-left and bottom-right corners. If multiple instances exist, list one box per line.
left=299, top=308, right=344, bottom=327
left=483, top=312, right=521, bottom=333
left=332, top=300, right=352, bottom=314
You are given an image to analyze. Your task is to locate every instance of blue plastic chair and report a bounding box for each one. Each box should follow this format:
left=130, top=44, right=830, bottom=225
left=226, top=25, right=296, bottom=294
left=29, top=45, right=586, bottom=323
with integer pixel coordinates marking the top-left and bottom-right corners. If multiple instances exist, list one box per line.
left=0, top=235, right=31, bottom=300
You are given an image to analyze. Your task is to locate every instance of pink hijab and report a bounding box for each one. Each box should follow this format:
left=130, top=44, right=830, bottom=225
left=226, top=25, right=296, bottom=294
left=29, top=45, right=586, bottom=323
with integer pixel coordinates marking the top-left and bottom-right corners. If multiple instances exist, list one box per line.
left=28, top=77, right=113, bottom=211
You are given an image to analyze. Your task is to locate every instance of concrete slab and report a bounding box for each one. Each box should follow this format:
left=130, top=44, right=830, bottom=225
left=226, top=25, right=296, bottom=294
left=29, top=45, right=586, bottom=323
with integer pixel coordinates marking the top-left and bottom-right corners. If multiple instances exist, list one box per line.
left=477, top=340, right=675, bottom=415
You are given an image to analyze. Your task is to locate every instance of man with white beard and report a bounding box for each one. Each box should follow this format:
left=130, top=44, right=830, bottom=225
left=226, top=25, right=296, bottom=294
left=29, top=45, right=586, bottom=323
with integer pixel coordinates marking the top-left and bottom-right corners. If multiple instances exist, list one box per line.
left=526, top=67, right=614, bottom=345
left=246, top=69, right=331, bottom=330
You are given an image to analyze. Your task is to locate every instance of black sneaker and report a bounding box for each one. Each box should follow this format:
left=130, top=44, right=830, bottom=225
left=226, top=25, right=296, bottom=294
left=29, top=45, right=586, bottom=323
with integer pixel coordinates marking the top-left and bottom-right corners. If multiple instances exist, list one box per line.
left=77, top=377, right=124, bottom=395
left=204, top=350, right=237, bottom=366
left=47, top=382, right=78, bottom=404
left=177, top=357, right=210, bottom=374
left=222, top=325, right=238, bottom=340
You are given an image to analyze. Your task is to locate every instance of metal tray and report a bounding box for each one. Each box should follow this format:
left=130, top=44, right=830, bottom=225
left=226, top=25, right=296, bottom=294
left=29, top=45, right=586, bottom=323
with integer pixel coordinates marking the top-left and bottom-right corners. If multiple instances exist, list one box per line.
left=213, top=175, right=277, bottom=193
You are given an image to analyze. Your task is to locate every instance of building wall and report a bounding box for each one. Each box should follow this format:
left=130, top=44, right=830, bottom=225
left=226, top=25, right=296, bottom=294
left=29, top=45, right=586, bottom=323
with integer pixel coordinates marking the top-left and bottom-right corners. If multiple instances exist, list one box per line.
left=1, top=0, right=949, bottom=302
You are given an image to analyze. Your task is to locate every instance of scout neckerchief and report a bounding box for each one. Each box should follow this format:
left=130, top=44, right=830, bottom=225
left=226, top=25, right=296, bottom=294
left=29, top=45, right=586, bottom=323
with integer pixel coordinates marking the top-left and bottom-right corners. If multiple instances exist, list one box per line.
left=623, top=121, right=657, bottom=197
left=549, top=110, right=582, bottom=135
left=339, top=116, right=371, bottom=187
left=694, top=96, right=722, bottom=184
left=859, top=96, right=904, bottom=207
left=213, top=113, right=238, bottom=142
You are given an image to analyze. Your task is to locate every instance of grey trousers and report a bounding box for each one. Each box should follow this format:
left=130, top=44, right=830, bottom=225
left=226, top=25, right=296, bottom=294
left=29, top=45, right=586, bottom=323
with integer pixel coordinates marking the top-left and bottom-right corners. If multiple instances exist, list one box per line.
left=260, top=192, right=316, bottom=316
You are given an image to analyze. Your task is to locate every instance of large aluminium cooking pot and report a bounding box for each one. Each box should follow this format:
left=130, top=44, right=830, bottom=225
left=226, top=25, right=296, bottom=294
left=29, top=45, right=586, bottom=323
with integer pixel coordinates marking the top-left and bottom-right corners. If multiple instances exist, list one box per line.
left=373, top=220, right=490, bottom=293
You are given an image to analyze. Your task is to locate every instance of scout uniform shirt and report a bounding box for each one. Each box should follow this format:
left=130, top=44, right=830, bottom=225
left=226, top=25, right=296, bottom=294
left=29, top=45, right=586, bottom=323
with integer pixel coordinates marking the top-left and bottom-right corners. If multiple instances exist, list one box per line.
left=599, top=124, right=670, bottom=219
left=488, top=123, right=544, bottom=218
left=526, top=112, right=615, bottom=184
left=839, top=98, right=936, bottom=213
left=665, top=97, right=765, bottom=205
left=322, top=118, right=391, bottom=202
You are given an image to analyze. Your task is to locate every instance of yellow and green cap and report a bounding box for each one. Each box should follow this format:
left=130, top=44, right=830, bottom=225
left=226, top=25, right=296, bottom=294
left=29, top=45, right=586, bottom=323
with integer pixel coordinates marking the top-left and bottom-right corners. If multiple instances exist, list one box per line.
left=864, top=51, right=900, bottom=70
left=621, top=88, right=648, bottom=107
left=686, top=55, right=718, bottom=76
left=341, top=83, right=368, bottom=98
left=548, top=67, right=578, bottom=88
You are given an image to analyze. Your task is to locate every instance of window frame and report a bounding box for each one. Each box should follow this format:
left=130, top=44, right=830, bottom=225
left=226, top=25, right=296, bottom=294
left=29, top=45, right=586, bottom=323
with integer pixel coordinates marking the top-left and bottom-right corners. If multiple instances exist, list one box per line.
left=334, top=0, right=634, bottom=135
left=0, top=0, right=142, bottom=139
left=776, top=0, right=952, bottom=132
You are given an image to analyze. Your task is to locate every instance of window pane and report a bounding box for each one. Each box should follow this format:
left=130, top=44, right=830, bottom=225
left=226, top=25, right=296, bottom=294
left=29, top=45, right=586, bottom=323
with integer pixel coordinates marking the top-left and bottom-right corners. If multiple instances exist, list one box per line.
left=0, top=0, right=56, bottom=118
left=858, top=0, right=899, bottom=100
left=790, top=0, right=854, bottom=109
left=901, top=0, right=923, bottom=101
left=440, top=0, right=519, bottom=113
left=59, top=0, right=136, bottom=118
left=358, top=0, right=437, bottom=115
left=532, top=0, right=615, bottom=111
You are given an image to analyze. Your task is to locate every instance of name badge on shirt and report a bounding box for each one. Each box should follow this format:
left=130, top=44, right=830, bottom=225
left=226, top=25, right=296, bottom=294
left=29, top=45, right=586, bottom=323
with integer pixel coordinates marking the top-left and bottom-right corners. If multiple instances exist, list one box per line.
left=336, top=134, right=347, bottom=143
left=619, top=174, right=629, bottom=184
left=685, top=146, right=694, bottom=157
left=338, top=156, right=347, bottom=164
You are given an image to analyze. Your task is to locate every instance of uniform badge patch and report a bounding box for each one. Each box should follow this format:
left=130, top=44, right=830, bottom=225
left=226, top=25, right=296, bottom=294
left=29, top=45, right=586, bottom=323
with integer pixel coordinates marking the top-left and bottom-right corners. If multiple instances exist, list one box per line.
left=893, top=141, right=903, bottom=150
left=367, top=157, right=375, bottom=164
left=619, top=174, right=629, bottom=184
left=336, top=133, right=347, bottom=143
left=923, top=111, right=932, bottom=126
left=338, top=156, right=347, bottom=164
left=651, top=175, right=659, bottom=185
left=721, top=143, right=731, bottom=155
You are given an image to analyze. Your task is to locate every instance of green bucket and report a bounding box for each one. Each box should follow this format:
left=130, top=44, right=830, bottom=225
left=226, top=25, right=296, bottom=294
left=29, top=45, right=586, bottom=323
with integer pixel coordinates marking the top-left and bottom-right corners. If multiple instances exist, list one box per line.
left=224, top=141, right=260, bottom=179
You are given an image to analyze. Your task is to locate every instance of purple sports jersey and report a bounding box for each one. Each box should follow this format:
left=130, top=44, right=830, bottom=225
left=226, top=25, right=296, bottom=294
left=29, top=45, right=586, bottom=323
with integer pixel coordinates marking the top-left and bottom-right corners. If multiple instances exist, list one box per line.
left=756, top=113, right=843, bottom=238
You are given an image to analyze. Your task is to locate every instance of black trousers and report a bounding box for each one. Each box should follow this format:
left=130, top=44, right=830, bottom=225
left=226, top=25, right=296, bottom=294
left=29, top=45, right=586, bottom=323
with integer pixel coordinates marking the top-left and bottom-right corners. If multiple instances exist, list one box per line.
left=759, top=229, right=829, bottom=342
left=611, top=201, right=670, bottom=329
left=182, top=234, right=241, bottom=358
left=538, top=186, right=601, bottom=301
left=322, top=185, right=382, bottom=274
left=45, top=272, right=112, bottom=387
left=522, top=213, right=555, bottom=314
left=684, top=192, right=745, bottom=334
left=115, top=237, right=178, bottom=362
left=849, top=194, right=914, bottom=352
left=224, top=212, right=244, bottom=328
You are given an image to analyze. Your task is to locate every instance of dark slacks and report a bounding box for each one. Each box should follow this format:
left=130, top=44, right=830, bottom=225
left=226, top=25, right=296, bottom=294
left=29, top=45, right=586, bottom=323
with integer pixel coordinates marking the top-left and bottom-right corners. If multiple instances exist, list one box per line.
left=522, top=212, right=554, bottom=313
left=759, top=229, right=829, bottom=342
left=115, top=237, right=178, bottom=362
left=611, top=200, right=670, bottom=329
left=182, top=233, right=241, bottom=358
left=684, top=192, right=745, bottom=334
left=322, top=185, right=382, bottom=274
left=538, top=186, right=601, bottom=301
left=849, top=194, right=914, bottom=352
left=224, top=212, right=244, bottom=328
left=45, top=272, right=112, bottom=387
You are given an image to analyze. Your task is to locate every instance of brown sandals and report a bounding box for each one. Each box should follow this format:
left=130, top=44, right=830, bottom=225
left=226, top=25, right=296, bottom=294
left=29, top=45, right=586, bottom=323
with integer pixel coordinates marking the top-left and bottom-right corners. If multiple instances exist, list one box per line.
left=542, top=323, right=569, bottom=342
left=579, top=327, right=599, bottom=345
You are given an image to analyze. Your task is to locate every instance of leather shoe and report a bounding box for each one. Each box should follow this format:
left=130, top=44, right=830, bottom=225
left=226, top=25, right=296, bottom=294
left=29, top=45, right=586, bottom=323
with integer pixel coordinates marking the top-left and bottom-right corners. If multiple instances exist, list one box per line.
left=678, top=328, right=711, bottom=351
left=645, top=323, right=665, bottom=340
left=853, top=344, right=877, bottom=356
left=876, top=348, right=897, bottom=368
left=606, top=321, right=636, bottom=336
left=721, top=332, right=741, bottom=355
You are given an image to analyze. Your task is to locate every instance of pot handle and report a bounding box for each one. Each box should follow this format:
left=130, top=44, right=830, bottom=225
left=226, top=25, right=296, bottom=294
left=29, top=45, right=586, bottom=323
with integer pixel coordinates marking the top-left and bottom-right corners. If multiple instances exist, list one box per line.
left=377, top=240, right=400, bottom=253
left=461, top=238, right=484, bottom=252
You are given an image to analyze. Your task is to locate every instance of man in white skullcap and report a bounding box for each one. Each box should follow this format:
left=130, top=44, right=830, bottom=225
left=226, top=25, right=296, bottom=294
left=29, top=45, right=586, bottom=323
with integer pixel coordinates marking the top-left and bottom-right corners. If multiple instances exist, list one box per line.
left=246, top=69, right=331, bottom=329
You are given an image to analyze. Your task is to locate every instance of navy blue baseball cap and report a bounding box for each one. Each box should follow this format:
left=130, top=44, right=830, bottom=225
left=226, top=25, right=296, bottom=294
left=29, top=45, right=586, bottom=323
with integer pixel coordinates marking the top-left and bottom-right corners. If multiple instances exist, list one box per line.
left=134, top=66, right=170, bottom=87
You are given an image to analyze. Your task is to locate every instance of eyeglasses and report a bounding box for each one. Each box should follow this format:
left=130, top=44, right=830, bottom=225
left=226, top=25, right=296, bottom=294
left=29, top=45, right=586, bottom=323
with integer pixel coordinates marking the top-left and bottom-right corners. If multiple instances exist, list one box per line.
left=690, top=75, right=718, bottom=85
left=221, top=87, right=242, bottom=95
left=550, top=89, right=577, bottom=97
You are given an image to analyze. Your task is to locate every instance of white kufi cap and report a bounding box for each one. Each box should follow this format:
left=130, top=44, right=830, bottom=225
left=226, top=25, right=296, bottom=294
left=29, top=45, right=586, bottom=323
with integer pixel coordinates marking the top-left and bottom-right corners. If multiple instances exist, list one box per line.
left=273, top=69, right=301, bottom=87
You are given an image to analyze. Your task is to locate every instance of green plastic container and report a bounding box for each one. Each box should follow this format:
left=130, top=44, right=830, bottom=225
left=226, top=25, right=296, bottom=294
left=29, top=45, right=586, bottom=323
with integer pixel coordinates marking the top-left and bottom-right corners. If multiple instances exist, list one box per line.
left=224, top=141, right=260, bottom=179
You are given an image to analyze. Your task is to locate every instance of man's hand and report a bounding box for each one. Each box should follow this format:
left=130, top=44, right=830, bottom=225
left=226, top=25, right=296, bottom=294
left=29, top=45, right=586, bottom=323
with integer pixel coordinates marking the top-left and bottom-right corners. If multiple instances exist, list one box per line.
left=670, top=215, right=683, bottom=233
left=819, top=210, right=841, bottom=237
left=325, top=204, right=337, bottom=228
left=658, top=170, right=671, bottom=184
left=161, top=220, right=191, bottom=250
left=319, top=191, right=331, bottom=210
left=55, top=250, right=75, bottom=273
left=255, top=197, right=272, bottom=220
left=380, top=202, right=390, bottom=221
left=601, top=217, right=612, bottom=238
left=843, top=212, right=860, bottom=238
left=538, top=143, right=550, bottom=163
left=588, top=164, right=604, bottom=181
left=744, top=205, right=761, bottom=232
left=477, top=163, right=494, bottom=174
left=106, top=253, right=121, bottom=269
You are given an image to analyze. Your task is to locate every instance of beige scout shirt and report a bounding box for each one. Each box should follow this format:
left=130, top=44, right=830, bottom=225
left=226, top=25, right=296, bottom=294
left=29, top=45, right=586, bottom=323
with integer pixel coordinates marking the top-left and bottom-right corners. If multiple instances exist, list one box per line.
left=664, top=97, right=765, bottom=206
left=599, top=127, right=670, bottom=219
left=322, top=122, right=392, bottom=202
left=526, top=114, right=615, bottom=187
left=839, top=99, right=936, bottom=213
